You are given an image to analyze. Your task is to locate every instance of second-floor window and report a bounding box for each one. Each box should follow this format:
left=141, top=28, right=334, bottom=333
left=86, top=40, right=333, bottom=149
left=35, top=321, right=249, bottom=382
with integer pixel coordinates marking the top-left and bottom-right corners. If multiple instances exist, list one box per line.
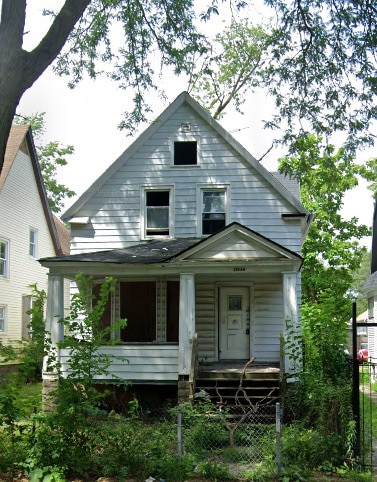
left=0, top=239, right=9, bottom=277
left=201, top=189, right=227, bottom=235
left=144, top=189, right=171, bottom=237
left=29, top=229, right=38, bottom=258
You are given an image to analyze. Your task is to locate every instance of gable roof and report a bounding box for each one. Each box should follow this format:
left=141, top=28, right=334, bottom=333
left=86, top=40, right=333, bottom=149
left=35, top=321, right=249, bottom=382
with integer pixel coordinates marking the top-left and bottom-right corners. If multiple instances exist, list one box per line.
left=63, top=91, right=309, bottom=221
left=0, top=125, right=67, bottom=256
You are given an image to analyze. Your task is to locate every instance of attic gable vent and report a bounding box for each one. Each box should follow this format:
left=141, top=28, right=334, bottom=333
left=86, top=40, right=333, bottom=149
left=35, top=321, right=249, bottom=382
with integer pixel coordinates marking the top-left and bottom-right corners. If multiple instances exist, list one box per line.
left=180, top=122, right=191, bottom=132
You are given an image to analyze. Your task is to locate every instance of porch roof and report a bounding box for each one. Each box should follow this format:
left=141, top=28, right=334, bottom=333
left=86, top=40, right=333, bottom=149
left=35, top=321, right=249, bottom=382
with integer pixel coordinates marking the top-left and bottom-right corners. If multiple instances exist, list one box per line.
left=39, top=222, right=304, bottom=273
left=39, top=237, right=202, bottom=265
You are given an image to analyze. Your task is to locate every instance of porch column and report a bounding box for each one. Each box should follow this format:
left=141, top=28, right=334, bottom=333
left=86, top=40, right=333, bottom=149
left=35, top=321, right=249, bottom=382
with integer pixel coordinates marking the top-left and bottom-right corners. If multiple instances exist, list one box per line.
left=178, top=273, right=196, bottom=375
left=42, top=273, right=64, bottom=412
left=282, top=271, right=300, bottom=376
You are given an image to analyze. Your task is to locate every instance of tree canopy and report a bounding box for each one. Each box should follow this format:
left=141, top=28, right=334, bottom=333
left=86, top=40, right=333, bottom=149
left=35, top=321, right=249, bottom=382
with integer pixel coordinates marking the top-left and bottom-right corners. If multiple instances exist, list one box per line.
left=188, top=18, right=269, bottom=119
left=262, top=0, right=377, bottom=153
left=15, top=113, right=76, bottom=213
left=0, top=0, right=212, bottom=175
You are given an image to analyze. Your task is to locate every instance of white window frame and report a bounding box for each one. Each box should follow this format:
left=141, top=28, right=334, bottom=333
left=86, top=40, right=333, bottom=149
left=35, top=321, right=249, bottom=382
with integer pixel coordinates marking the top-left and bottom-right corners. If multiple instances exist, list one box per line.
left=0, top=305, right=6, bottom=333
left=0, top=238, right=9, bottom=278
left=196, top=184, right=230, bottom=237
left=29, top=228, right=38, bottom=258
left=141, top=185, right=175, bottom=239
left=170, top=135, right=201, bottom=167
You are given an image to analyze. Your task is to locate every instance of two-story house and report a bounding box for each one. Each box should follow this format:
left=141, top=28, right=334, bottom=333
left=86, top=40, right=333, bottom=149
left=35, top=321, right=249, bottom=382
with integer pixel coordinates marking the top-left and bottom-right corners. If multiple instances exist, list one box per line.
left=40, top=92, right=311, bottom=404
left=0, top=125, right=69, bottom=346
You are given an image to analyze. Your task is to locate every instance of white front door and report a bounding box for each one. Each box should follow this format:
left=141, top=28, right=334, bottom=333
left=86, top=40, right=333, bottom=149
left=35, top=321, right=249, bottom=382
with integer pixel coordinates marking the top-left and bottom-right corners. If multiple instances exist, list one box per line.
left=219, top=287, right=250, bottom=360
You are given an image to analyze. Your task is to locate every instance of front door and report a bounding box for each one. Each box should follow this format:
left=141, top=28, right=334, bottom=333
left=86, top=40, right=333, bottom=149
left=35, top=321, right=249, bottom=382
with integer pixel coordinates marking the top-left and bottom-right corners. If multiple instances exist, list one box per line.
left=219, top=287, right=250, bottom=360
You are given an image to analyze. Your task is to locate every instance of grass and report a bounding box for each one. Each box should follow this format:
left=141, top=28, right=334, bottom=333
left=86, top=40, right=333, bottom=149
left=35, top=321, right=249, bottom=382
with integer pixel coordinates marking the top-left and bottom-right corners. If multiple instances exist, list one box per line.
left=13, top=381, right=42, bottom=417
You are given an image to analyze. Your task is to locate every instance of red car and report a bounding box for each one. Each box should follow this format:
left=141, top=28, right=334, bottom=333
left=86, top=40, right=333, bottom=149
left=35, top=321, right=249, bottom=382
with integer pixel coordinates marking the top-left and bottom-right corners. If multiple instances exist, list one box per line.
left=357, top=343, right=368, bottom=363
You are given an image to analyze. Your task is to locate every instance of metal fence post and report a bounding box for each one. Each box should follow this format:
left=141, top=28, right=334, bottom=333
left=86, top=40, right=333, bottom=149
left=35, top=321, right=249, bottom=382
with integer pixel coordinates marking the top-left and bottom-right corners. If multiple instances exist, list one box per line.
left=177, top=404, right=183, bottom=459
left=276, top=402, right=282, bottom=477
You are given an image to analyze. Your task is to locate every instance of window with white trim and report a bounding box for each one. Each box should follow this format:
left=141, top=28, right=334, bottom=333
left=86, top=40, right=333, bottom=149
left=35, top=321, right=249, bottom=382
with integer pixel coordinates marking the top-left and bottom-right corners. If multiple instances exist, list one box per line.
left=171, top=135, right=200, bottom=166
left=29, top=229, right=38, bottom=258
left=142, top=187, right=174, bottom=238
left=198, top=186, right=229, bottom=235
left=0, top=305, right=6, bottom=332
left=0, top=239, right=9, bottom=277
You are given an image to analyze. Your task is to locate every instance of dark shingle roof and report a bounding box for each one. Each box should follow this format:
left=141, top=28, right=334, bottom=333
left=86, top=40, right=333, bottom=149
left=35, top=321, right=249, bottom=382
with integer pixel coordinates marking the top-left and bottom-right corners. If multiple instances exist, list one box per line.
left=362, top=271, right=377, bottom=294
left=40, top=238, right=202, bottom=264
left=272, top=172, right=301, bottom=201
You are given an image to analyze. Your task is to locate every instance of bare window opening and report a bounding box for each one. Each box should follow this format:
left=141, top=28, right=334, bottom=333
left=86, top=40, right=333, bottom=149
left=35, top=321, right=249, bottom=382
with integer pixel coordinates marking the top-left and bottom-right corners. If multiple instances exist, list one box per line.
left=120, top=281, right=156, bottom=342
left=146, top=190, right=170, bottom=236
left=174, top=141, right=197, bottom=165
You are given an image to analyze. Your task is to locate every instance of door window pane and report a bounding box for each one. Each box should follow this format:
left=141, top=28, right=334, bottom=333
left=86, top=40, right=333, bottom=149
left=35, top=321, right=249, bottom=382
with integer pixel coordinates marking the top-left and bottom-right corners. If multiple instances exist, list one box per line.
left=228, top=296, right=242, bottom=311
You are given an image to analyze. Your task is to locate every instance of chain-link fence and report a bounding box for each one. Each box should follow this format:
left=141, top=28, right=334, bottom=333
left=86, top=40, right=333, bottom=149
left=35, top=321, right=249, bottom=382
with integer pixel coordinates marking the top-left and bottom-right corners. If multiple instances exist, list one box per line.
left=177, top=401, right=281, bottom=478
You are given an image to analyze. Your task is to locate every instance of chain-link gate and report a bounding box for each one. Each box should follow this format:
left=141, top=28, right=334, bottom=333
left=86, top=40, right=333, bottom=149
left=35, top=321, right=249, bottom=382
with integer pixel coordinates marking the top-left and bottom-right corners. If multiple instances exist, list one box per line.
left=177, top=402, right=282, bottom=478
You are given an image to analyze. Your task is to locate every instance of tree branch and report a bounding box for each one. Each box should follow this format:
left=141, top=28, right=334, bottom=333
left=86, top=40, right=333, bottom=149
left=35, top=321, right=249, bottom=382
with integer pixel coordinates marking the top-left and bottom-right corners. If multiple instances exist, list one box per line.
left=0, top=0, right=26, bottom=54
left=24, top=0, right=91, bottom=88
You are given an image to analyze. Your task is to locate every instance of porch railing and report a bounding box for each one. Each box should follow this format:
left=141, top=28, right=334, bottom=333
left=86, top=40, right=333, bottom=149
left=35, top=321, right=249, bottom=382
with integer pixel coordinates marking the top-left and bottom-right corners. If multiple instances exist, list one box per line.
left=59, top=343, right=179, bottom=382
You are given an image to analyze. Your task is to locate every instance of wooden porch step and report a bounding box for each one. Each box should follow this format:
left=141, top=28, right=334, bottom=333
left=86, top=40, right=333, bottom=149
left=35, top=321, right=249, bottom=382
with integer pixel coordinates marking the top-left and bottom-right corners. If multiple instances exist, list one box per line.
left=191, top=361, right=281, bottom=407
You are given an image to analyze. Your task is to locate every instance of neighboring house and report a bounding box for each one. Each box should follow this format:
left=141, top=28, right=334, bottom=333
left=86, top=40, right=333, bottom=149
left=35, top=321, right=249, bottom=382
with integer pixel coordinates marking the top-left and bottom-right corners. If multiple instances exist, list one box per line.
left=347, top=310, right=368, bottom=353
left=40, top=92, right=312, bottom=403
left=362, top=203, right=377, bottom=364
left=0, top=125, right=69, bottom=345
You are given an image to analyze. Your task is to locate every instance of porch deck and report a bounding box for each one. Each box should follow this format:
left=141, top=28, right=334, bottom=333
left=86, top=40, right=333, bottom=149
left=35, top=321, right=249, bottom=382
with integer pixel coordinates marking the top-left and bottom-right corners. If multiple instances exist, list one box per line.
left=198, top=361, right=280, bottom=380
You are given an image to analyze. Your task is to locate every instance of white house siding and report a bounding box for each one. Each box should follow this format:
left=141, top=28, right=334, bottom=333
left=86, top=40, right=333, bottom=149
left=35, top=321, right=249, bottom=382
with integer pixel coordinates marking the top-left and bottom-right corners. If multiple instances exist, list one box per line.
left=0, top=150, right=55, bottom=343
left=59, top=344, right=179, bottom=382
left=69, top=104, right=302, bottom=254
left=368, top=294, right=377, bottom=365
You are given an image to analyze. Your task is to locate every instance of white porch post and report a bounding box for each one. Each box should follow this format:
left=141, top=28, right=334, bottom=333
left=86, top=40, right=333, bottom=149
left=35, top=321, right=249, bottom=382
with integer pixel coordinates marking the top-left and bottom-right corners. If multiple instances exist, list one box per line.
left=178, top=273, right=196, bottom=375
left=43, top=273, right=64, bottom=373
left=282, top=271, right=300, bottom=376
left=42, top=272, right=64, bottom=412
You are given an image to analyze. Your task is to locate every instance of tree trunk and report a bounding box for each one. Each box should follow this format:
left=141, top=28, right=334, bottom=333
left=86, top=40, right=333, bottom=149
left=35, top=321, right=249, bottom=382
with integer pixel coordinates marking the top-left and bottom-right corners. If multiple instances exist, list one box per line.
left=0, top=0, right=90, bottom=174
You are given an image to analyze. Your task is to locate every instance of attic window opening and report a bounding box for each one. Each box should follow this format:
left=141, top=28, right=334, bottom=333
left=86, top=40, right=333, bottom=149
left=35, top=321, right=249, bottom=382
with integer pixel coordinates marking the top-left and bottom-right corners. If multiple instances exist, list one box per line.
left=174, top=141, right=197, bottom=165
left=146, top=190, right=170, bottom=236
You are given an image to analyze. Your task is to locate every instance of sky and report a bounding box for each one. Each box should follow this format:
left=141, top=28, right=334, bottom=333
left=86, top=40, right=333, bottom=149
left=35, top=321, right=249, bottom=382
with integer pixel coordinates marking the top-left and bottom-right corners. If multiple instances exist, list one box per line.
left=13, top=0, right=376, bottom=249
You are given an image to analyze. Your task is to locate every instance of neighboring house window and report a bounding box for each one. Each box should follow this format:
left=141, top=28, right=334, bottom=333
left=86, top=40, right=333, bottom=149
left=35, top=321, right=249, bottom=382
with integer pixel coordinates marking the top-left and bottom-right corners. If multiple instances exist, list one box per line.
left=368, top=296, right=374, bottom=319
left=0, top=305, right=6, bottom=332
left=142, top=187, right=174, bottom=238
left=0, top=239, right=9, bottom=277
left=198, top=186, right=229, bottom=235
left=29, top=229, right=38, bottom=258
